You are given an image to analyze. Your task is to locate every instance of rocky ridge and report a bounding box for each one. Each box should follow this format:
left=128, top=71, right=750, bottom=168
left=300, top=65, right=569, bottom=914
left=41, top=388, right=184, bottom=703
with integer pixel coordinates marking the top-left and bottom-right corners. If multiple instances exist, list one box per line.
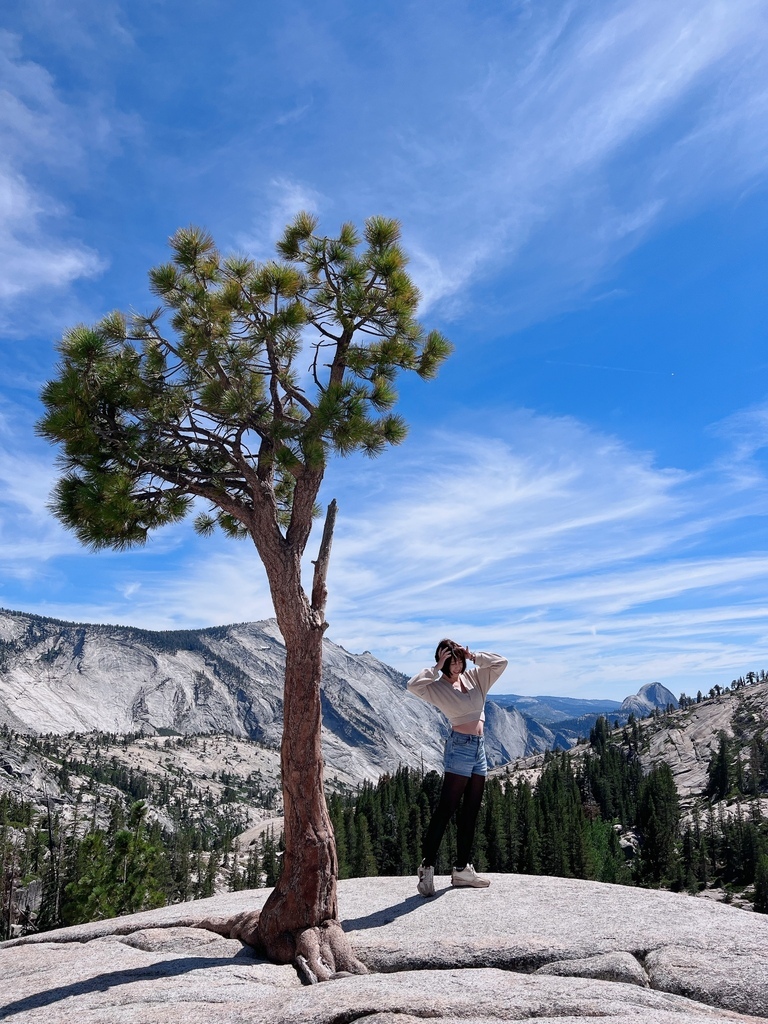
left=497, top=678, right=768, bottom=819
left=0, top=609, right=555, bottom=781
left=2, top=874, right=767, bottom=1022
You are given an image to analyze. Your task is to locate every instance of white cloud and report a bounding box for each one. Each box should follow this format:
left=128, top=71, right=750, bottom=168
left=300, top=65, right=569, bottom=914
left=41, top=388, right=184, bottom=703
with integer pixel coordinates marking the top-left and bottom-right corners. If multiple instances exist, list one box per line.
left=0, top=445, right=57, bottom=522
left=11, top=1, right=132, bottom=59
left=710, top=403, right=768, bottom=463
left=19, top=402, right=766, bottom=700
left=310, top=405, right=768, bottom=694
left=0, top=174, right=104, bottom=299
left=20, top=546, right=277, bottom=634
left=360, top=0, right=768, bottom=318
left=237, top=177, right=325, bottom=261
left=0, top=32, right=105, bottom=303
left=0, top=445, right=82, bottom=579
left=0, top=3, right=766, bottom=702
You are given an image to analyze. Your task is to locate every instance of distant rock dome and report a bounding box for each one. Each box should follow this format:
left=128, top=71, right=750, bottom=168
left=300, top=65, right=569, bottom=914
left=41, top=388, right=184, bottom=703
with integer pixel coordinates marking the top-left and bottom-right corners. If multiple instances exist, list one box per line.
left=619, top=681, right=678, bottom=717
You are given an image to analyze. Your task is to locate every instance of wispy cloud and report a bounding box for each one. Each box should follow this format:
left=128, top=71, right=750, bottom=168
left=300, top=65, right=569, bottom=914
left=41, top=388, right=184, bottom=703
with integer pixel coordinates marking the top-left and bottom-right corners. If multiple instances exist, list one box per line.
left=13, top=544, right=277, bottom=634
left=309, top=405, right=768, bottom=693
left=0, top=440, right=81, bottom=580
left=288, top=0, right=768, bottom=320
left=0, top=32, right=105, bottom=304
left=0, top=399, right=199, bottom=593
left=0, top=1, right=765, bottom=705
left=237, top=177, right=325, bottom=261
left=16, top=402, right=768, bottom=699
left=710, top=404, right=768, bottom=463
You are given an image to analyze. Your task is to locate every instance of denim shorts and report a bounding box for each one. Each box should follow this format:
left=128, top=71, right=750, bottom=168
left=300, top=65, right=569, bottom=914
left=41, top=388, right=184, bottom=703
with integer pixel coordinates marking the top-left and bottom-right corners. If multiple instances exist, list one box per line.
left=443, top=731, right=488, bottom=778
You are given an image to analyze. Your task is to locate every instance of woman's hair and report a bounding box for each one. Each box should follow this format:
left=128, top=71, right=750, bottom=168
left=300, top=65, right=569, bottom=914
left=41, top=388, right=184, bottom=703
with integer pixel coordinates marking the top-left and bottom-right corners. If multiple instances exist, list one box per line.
left=435, top=638, right=466, bottom=676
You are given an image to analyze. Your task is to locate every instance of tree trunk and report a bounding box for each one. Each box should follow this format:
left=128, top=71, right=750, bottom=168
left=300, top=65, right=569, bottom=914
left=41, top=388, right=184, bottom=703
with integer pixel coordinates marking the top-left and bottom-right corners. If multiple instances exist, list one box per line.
left=217, top=504, right=367, bottom=981
left=247, top=618, right=364, bottom=980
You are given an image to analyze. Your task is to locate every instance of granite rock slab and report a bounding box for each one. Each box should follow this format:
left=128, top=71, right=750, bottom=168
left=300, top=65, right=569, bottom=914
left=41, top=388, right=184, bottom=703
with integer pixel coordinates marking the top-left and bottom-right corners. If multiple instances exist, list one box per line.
left=3, top=874, right=768, bottom=1022
left=646, top=945, right=768, bottom=1018
left=1, top=954, right=763, bottom=1024
left=535, top=950, right=649, bottom=986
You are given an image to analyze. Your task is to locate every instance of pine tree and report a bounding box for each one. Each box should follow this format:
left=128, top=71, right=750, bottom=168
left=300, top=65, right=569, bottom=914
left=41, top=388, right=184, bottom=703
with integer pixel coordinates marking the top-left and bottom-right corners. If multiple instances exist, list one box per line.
left=636, top=763, right=680, bottom=885
left=60, top=802, right=165, bottom=924
left=228, top=841, right=243, bottom=891
left=37, top=215, right=451, bottom=978
left=516, top=781, right=541, bottom=874
left=328, top=795, right=350, bottom=879
left=754, top=853, right=768, bottom=914
left=483, top=779, right=506, bottom=871
left=706, top=732, right=732, bottom=800
left=261, top=830, right=281, bottom=888
left=353, top=814, right=378, bottom=877
left=245, top=845, right=262, bottom=888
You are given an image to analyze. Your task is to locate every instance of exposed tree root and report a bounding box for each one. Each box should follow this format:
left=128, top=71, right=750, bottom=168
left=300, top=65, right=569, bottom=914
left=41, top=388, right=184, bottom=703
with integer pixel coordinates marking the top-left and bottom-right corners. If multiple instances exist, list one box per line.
left=292, top=920, right=369, bottom=983
left=196, top=912, right=368, bottom=983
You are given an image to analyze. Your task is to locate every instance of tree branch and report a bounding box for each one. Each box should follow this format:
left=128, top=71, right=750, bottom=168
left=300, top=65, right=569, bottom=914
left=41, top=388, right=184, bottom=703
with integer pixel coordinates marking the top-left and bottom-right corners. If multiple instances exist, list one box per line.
left=310, top=498, right=337, bottom=626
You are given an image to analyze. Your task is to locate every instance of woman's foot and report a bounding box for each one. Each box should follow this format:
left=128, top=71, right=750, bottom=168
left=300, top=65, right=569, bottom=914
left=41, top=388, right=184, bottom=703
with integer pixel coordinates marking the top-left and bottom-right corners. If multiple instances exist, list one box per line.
left=451, top=863, right=490, bottom=888
left=417, top=862, right=435, bottom=896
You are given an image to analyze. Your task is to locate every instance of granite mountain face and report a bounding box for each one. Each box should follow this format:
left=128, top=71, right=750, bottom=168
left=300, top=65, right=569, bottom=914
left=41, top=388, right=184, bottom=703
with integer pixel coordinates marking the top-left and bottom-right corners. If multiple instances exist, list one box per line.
left=618, top=681, right=678, bottom=717
left=0, top=610, right=557, bottom=779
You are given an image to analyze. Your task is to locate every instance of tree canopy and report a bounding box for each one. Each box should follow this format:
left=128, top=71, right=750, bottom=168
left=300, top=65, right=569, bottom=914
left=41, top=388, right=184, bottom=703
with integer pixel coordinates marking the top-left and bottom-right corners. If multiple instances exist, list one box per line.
left=38, top=214, right=450, bottom=560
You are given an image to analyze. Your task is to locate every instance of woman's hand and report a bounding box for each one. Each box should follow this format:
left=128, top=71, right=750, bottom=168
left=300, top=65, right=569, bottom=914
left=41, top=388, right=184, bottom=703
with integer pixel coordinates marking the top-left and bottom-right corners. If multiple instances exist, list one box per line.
left=435, top=646, right=453, bottom=671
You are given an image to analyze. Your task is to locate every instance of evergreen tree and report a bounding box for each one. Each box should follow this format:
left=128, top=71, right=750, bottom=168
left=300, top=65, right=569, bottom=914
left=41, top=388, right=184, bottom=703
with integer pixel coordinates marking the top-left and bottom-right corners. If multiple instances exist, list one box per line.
left=328, top=794, right=350, bottom=879
left=37, top=215, right=451, bottom=977
left=482, top=779, right=506, bottom=872
left=353, top=814, right=378, bottom=877
left=260, top=829, right=281, bottom=888
left=60, top=801, right=165, bottom=924
left=589, top=716, right=611, bottom=754
left=228, top=841, right=243, bottom=891
left=516, top=781, right=541, bottom=874
left=636, top=763, right=680, bottom=885
left=245, top=844, right=262, bottom=888
left=754, top=853, right=768, bottom=914
left=706, top=732, right=732, bottom=800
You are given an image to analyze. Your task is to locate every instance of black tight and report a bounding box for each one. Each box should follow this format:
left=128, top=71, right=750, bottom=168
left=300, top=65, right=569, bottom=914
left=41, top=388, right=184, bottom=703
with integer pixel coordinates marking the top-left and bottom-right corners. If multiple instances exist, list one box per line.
left=422, top=771, right=485, bottom=869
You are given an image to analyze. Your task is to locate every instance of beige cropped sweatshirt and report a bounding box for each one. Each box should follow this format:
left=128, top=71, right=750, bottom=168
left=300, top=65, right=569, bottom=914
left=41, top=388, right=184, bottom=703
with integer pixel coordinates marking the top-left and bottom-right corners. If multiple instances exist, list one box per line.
left=406, top=652, right=508, bottom=728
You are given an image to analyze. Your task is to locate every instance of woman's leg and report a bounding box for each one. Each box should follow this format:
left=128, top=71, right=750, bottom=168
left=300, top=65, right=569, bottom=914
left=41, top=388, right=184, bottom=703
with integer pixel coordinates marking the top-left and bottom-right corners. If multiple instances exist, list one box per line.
left=455, top=772, right=485, bottom=869
left=421, top=771, right=469, bottom=866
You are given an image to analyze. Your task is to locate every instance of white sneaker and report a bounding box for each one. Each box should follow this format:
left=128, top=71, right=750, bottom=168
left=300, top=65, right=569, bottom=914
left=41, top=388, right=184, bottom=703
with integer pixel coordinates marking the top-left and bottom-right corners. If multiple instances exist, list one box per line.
left=417, top=863, right=435, bottom=897
left=451, top=864, right=490, bottom=888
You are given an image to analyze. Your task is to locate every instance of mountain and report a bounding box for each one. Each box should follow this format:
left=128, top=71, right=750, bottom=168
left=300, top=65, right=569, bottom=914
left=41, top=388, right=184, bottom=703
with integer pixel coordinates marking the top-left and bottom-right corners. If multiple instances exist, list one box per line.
left=619, top=681, right=678, bottom=717
left=492, top=683, right=678, bottom=748
left=490, top=693, right=622, bottom=724
left=0, top=609, right=551, bottom=779
left=3, top=638, right=766, bottom=941
left=0, top=608, right=682, bottom=776
left=483, top=701, right=556, bottom=764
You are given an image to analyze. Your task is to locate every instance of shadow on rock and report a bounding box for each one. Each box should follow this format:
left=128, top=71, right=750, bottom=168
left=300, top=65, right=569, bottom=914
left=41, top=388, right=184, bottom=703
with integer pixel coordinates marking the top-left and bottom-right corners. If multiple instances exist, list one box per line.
left=0, top=952, right=260, bottom=1020
left=341, top=886, right=450, bottom=931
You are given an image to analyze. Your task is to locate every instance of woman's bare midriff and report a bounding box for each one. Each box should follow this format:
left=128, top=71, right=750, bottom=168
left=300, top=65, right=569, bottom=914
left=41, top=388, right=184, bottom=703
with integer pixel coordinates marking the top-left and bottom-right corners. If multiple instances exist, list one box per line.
left=452, top=720, right=484, bottom=736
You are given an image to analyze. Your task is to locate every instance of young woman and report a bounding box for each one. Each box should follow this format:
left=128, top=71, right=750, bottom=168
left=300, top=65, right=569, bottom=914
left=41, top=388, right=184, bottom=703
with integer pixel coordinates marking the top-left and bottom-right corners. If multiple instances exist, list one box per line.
left=407, top=639, right=508, bottom=896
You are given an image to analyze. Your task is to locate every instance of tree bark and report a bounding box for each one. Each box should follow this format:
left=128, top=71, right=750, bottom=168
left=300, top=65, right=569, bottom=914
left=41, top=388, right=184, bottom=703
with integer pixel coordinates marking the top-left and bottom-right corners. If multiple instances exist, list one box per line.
left=253, top=620, right=365, bottom=980
left=233, top=502, right=367, bottom=981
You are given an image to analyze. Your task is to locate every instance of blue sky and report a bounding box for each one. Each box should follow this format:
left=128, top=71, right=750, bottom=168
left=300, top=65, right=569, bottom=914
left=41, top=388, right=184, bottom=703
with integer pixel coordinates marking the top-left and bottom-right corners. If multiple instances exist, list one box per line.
left=1, top=0, right=768, bottom=699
